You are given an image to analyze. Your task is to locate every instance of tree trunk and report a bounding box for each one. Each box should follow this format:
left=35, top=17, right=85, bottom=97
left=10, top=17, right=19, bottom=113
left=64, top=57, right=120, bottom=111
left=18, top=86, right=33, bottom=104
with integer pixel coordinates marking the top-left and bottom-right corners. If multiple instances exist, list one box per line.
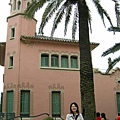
left=78, top=0, right=96, bottom=120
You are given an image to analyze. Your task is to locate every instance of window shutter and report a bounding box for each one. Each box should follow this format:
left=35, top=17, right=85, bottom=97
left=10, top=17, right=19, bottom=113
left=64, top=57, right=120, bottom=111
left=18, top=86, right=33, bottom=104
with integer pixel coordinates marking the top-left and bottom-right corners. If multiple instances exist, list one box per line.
left=21, top=91, right=30, bottom=115
left=117, top=93, right=120, bottom=113
left=45, top=57, right=49, bottom=66
left=61, top=56, right=68, bottom=68
left=52, top=92, right=61, bottom=116
left=41, top=54, right=49, bottom=67
left=51, top=55, right=58, bottom=67
left=71, top=56, right=78, bottom=68
left=6, top=91, right=13, bottom=113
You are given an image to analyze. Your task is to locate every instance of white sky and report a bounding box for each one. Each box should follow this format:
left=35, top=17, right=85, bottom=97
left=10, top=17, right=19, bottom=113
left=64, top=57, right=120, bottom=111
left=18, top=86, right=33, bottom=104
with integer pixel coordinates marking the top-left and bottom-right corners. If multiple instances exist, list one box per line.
left=0, top=0, right=120, bottom=94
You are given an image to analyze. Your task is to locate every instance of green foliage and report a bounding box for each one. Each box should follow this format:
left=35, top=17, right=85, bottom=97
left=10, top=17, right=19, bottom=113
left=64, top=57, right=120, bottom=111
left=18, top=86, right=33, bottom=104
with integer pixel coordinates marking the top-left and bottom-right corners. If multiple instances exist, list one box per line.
left=24, top=0, right=113, bottom=40
left=102, top=0, right=120, bottom=74
left=102, top=43, right=120, bottom=73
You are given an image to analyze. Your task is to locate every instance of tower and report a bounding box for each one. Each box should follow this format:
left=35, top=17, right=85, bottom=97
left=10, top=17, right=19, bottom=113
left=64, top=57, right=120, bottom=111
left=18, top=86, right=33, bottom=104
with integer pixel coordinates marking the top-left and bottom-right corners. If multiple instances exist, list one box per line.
left=2, top=0, right=36, bottom=117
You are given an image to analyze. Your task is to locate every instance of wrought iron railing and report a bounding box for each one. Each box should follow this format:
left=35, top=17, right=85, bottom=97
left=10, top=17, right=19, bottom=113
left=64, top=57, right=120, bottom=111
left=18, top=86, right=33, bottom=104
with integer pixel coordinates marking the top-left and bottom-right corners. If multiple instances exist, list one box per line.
left=0, top=112, right=49, bottom=120
left=0, top=113, right=15, bottom=120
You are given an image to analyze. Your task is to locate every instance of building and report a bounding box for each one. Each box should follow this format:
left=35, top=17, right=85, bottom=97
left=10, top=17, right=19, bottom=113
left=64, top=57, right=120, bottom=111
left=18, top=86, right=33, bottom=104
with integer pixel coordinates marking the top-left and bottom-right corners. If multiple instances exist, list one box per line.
left=0, top=0, right=120, bottom=120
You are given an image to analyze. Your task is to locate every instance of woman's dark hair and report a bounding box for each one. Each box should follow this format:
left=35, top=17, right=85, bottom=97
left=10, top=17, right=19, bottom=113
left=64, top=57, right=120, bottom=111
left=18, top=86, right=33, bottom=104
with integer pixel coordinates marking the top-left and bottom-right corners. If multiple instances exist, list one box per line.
left=70, top=102, right=79, bottom=120
left=96, top=112, right=100, bottom=117
left=101, top=113, right=107, bottom=120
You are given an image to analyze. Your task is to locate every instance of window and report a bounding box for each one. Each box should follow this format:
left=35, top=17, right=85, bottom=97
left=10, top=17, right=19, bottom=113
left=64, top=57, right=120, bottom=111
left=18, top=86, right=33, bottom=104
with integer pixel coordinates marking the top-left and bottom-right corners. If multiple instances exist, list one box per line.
left=10, top=4, right=12, bottom=12
left=52, top=91, right=61, bottom=117
left=17, top=1, right=21, bottom=10
left=61, top=55, right=68, bottom=68
left=27, top=2, right=30, bottom=8
left=9, top=56, right=13, bottom=68
left=11, top=27, right=15, bottom=39
left=116, top=93, right=120, bottom=113
left=13, top=0, right=16, bottom=10
left=51, top=55, right=59, bottom=67
left=41, top=54, right=49, bottom=67
left=70, top=56, right=78, bottom=68
left=20, top=90, right=30, bottom=117
left=40, top=53, right=79, bottom=69
left=6, top=91, right=13, bottom=113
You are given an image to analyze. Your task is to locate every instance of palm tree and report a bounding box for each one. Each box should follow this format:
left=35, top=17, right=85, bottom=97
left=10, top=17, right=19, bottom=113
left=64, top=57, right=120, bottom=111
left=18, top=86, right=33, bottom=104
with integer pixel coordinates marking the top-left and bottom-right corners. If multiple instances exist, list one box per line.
left=101, top=43, right=120, bottom=73
left=24, top=0, right=113, bottom=119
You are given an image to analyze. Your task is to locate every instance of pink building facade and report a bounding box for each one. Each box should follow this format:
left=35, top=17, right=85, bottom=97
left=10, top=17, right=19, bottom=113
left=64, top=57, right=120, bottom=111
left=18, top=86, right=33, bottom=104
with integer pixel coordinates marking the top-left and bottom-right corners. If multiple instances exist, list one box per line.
left=1, top=0, right=120, bottom=120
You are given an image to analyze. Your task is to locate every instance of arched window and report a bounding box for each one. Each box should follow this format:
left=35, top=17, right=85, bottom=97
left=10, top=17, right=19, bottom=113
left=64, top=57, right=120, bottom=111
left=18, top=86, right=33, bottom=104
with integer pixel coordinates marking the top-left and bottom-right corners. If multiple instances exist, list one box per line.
left=17, top=1, right=21, bottom=10
left=41, top=54, right=49, bottom=67
left=51, top=55, right=59, bottom=67
left=70, top=56, right=78, bottom=68
left=13, top=0, right=16, bottom=10
left=10, top=4, right=12, bottom=12
left=27, top=2, right=30, bottom=8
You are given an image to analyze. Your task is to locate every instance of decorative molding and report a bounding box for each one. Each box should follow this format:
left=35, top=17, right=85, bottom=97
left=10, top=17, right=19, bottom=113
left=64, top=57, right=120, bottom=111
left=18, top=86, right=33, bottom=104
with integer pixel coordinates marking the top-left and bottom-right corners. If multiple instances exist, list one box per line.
left=7, top=51, right=16, bottom=56
left=38, top=49, right=79, bottom=56
left=4, top=83, right=16, bottom=90
left=49, top=84, right=64, bottom=91
left=114, top=92, right=118, bottom=115
left=30, top=91, right=34, bottom=115
left=17, top=82, right=34, bottom=89
left=2, top=91, right=6, bottom=112
left=48, top=84, right=64, bottom=118
left=38, top=49, right=49, bottom=53
left=4, top=82, right=34, bottom=90
left=113, top=71, right=120, bottom=82
left=7, top=52, right=10, bottom=56
left=113, top=84, right=120, bottom=91
left=13, top=51, right=16, bottom=54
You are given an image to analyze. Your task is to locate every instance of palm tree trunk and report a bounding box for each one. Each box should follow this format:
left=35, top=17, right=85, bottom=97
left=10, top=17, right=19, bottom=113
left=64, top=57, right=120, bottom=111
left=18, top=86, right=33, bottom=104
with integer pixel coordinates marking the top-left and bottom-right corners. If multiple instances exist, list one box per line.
left=78, top=1, right=96, bottom=120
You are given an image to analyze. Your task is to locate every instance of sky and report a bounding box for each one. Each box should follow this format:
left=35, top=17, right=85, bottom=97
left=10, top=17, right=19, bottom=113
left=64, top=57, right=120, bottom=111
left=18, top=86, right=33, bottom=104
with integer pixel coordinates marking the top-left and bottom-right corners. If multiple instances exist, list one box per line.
left=0, top=0, right=120, bottom=94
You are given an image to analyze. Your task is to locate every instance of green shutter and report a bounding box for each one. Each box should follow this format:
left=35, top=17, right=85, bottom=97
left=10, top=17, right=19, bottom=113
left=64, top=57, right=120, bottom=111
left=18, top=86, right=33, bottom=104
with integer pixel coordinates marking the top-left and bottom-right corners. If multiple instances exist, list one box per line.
left=41, top=54, right=49, bottom=67
left=52, top=92, right=61, bottom=117
left=117, top=93, right=120, bottom=113
left=51, top=55, right=58, bottom=67
left=61, top=56, right=68, bottom=68
left=6, top=91, right=13, bottom=113
left=21, top=91, right=30, bottom=116
left=71, top=56, right=78, bottom=68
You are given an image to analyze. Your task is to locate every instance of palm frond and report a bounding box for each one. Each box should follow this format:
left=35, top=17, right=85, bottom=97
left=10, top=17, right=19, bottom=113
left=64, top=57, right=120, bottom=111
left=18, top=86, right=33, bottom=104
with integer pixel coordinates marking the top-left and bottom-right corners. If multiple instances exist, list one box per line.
left=39, top=0, right=63, bottom=34
left=64, top=4, right=72, bottom=37
left=101, top=43, right=120, bottom=56
left=93, top=0, right=113, bottom=27
left=107, top=0, right=120, bottom=32
left=106, top=56, right=120, bottom=73
left=108, top=26, right=120, bottom=32
left=72, top=5, right=78, bottom=40
left=51, top=1, right=69, bottom=37
left=114, top=0, right=120, bottom=27
left=24, top=0, right=48, bottom=19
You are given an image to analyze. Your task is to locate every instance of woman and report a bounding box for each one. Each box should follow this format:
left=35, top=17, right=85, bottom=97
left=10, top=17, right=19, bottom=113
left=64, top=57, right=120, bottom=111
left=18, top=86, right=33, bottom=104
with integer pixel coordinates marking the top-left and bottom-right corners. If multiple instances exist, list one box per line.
left=66, top=102, right=84, bottom=120
left=96, top=112, right=101, bottom=120
left=101, top=113, right=107, bottom=120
